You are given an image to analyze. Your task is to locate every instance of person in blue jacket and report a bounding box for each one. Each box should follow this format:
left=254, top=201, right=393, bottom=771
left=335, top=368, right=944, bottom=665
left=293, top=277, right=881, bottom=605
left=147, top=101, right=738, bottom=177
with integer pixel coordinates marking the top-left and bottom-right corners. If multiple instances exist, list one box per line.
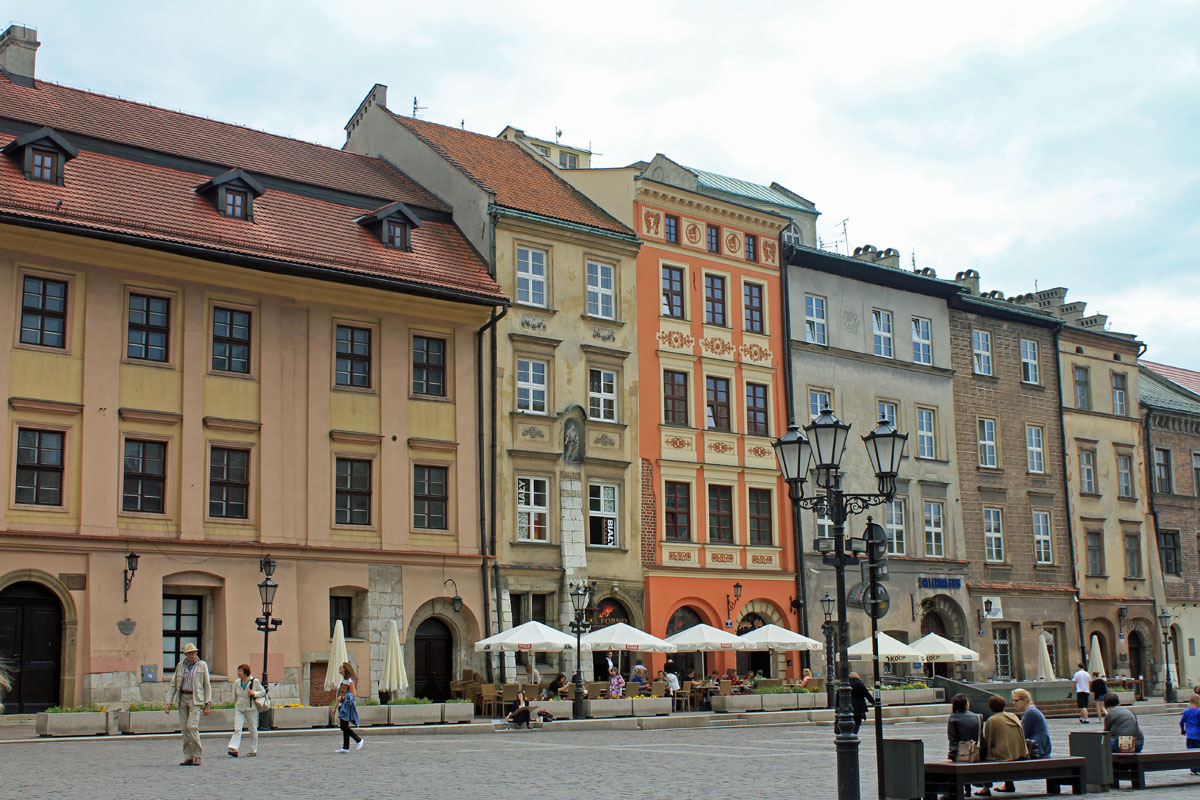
left=1181, top=693, right=1200, bottom=774
left=334, top=661, right=364, bottom=753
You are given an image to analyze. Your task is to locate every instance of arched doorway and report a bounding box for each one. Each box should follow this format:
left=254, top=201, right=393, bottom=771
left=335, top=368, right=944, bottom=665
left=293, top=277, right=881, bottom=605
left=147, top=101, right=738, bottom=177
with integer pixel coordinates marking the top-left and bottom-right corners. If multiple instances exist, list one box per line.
left=736, top=613, right=771, bottom=677
left=0, top=581, right=63, bottom=713
left=921, top=611, right=949, bottom=677
left=1128, top=630, right=1146, bottom=683
left=665, top=606, right=703, bottom=678
left=592, top=597, right=632, bottom=677
left=413, top=617, right=453, bottom=701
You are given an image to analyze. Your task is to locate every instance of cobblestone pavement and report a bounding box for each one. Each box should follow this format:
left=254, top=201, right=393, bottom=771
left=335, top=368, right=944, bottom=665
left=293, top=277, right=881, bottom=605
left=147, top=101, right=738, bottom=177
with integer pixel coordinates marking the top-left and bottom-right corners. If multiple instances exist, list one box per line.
left=4, top=712, right=1200, bottom=799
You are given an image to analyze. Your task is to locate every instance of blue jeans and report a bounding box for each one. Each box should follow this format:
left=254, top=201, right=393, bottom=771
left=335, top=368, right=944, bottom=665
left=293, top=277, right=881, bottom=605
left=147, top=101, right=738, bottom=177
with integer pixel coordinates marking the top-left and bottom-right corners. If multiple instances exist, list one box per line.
left=1187, top=738, right=1200, bottom=773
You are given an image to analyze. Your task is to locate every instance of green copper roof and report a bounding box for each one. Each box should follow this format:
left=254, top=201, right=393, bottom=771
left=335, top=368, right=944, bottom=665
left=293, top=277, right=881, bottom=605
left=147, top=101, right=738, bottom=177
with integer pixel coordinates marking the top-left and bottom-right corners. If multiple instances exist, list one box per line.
left=1139, top=370, right=1200, bottom=415
left=688, top=167, right=815, bottom=213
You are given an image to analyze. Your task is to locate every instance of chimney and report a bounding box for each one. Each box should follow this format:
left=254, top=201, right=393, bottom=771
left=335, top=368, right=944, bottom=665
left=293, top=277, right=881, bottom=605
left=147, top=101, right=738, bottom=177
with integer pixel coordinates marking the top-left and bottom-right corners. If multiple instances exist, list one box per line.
left=953, top=269, right=981, bottom=295
left=0, top=25, right=39, bottom=86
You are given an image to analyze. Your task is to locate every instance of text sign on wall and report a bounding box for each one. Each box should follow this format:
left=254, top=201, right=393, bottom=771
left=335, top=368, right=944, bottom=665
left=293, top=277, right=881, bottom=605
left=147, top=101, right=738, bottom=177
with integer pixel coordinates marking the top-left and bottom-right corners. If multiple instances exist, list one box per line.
left=917, top=577, right=962, bottom=590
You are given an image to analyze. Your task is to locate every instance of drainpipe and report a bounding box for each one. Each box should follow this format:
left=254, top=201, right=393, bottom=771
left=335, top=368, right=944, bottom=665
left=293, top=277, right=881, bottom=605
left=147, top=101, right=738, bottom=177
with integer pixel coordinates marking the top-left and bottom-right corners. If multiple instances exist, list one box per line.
left=475, top=301, right=507, bottom=683
left=487, top=208, right=507, bottom=684
left=1138, top=343, right=1171, bottom=690
left=780, top=243, right=810, bottom=669
left=1054, top=325, right=1089, bottom=664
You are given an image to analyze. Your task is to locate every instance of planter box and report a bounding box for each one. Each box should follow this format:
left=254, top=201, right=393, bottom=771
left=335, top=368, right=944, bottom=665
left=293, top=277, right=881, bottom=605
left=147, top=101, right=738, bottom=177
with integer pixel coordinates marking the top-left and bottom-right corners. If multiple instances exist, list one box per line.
left=1114, top=692, right=1135, bottom=706
left=356, top=705, right=390, bottom=726
left=271, top=706, right=331, bottom=729
left=711, top=695, right=762, bottom=713
left=904, top=689, right=935, bottom=705
left=795, top=692, right=818, bottom=709
left=537, top=700, right=574, bottom=719
left=388, top=703, right=441, bottom=725
left=442, top=703, right=475, bottom=724
left=586, top=699, right=634, bottom=718
left=118, top=710, right=179, bottom=734
left=631, top=697, right=673, bottom=717
left=934, top=688, right=945, bottom=702
left=760, top=693, right=799, bottom=711
left=880, top=690, right=905, bottom=706
left=36, top=712, right=109, bottom=737
left=202, top=709, right=235, bottom=730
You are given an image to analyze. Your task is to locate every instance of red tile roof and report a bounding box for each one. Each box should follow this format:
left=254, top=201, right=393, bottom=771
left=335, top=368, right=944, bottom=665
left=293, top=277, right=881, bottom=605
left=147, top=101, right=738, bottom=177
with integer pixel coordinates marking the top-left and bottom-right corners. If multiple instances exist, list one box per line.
left=1141, top=360, right=1200, bottom=396
left=0, top=78, right=444, bottom=209
left=390, top=114, right=631, bottom=235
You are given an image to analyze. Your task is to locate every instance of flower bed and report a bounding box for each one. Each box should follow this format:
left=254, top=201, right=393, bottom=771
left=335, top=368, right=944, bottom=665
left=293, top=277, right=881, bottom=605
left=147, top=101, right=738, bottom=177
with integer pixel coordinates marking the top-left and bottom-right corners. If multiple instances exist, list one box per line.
left=36, top=707, right=109, bottom=737
left=712, top=694, right=763, bottom=713
left=387, top=698, right=441, bottom=725
left=586, top=698, right=634, bottom=718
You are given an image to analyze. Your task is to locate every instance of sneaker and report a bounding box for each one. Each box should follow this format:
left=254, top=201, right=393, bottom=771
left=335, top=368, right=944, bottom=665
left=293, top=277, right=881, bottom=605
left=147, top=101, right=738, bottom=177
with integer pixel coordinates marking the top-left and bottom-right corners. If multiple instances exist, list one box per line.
left=335, top=748, right=349, bottom=753
left=355, top=739, right=365, bottom=750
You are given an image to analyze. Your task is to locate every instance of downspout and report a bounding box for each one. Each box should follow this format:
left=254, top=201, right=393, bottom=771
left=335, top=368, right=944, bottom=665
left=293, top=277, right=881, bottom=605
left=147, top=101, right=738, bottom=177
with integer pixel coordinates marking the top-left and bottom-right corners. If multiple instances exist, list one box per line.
left=1137, top=343, right=1170, bottom=687
left=780, top=244, right=810, bottom=667
left=487, top=208, right=506, bottom=683
left=1054, top=325, right=1089, bottom=664
left=475, top=302, right=507, bottom=683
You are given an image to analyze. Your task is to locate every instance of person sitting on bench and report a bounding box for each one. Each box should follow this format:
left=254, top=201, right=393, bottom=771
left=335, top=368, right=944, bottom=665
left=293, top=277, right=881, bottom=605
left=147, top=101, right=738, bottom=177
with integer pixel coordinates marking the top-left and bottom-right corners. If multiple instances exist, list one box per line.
left=1103, top=692, right=1144, bottom=753
left=976, top=695, right=1026, bottom=796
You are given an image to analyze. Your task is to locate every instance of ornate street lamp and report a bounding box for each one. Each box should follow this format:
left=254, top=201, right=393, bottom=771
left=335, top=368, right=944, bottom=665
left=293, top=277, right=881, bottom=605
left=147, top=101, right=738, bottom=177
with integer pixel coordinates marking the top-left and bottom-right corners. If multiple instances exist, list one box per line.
left=444, top=579, right=463, bottom=613
left=122, top=552, right=140, bottom=603
left=726, top=581, right=743, bottom=616
left=569, top=583, right=593, bottom=720
left=1159, top=610, right=1177, bottom=703
left=821, top=592, right=836, bottom=709
left=256, top=555, right=283, bottom=729
left=775, top=424, right=814, bottom=667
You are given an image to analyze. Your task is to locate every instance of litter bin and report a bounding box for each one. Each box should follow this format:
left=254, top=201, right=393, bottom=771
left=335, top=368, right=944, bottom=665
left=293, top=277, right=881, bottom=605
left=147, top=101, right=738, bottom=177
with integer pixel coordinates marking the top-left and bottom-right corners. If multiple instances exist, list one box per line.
left=1069, top=730, right=1112, bottom=792
left=881, top=738, right=924, bottom=800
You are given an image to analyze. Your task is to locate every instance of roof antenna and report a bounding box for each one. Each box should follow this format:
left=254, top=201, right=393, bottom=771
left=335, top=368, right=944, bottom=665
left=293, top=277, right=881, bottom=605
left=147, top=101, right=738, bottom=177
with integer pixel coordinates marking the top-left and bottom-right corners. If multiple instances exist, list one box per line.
left=839, top=218, right=850, bottom=254
left=555, top=128, right=562, bottom=143
left=911, top=249, right=916, bottom=268
left=412, top=96, right=427, bottom=119
left=461, top=119, right=465, bottom=130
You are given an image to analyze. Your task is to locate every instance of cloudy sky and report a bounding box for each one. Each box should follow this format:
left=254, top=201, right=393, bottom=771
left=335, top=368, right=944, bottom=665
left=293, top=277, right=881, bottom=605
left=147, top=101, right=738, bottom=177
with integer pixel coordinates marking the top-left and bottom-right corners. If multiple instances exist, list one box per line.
left=25, top=1, right=1200, bottom=366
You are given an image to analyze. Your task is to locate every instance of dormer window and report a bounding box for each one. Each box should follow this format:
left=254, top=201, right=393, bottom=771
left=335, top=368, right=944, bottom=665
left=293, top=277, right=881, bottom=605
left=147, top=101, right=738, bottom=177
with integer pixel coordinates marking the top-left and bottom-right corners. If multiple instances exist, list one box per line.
left=356, top=200, right=422, bottom=252
left=31, top=150, right=57, bottom=183
left=195, top=168, right=265, bottom=221
left=2, top=126, right=79, bottom=186
left=385, top=220, right=408, bottom=250
left=225, top=189, right=248, bottom=219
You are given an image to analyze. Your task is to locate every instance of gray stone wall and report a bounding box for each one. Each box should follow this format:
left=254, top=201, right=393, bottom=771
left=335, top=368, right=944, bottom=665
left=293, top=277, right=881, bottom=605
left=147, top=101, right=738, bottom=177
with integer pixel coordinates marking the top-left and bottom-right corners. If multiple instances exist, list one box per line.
left=367, top=564, right=404, bottom=698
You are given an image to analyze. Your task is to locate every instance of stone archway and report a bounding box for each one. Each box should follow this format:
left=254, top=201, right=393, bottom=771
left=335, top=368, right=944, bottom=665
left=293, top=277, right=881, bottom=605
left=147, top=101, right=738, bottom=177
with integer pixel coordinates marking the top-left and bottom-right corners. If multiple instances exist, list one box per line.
left=404, top=598, right=478, bottom=700
left=0, top=569, right=78, bottom=709
left=924, top=594, right=967, bottom=644
left=737, top=598, right=785, bottom=629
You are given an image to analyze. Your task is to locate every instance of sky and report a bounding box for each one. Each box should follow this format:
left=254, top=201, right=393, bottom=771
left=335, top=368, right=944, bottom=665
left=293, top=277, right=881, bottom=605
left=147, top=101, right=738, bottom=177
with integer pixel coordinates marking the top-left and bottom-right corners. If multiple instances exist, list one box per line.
left=17, top=1, right=1200, bottom=366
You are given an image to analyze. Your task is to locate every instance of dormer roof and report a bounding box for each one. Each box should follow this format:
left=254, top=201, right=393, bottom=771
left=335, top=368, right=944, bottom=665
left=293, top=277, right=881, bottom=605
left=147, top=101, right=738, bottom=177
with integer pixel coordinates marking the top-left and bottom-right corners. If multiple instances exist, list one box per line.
left=1, top=124, right=78, bottom=159
left=355, top=199, right=422, bottom=229
left=195, top=167, right=266, bottom=197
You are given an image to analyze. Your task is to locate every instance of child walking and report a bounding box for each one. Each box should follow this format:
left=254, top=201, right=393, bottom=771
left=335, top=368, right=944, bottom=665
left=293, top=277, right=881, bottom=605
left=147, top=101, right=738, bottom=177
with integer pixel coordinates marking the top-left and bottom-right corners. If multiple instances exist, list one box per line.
left=1181, top=693, right=1200, bottom=775
left=334, top=661, right=364, bottom=753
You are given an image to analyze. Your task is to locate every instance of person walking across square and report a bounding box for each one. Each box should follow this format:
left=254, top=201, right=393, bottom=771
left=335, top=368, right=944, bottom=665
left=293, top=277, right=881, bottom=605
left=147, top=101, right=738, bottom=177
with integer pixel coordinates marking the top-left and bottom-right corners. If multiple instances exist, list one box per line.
left=165, top=643, right=211, bottom=766
left=227, top=663, right=264, bottom=758
left=1180, top=693, right=1200, bottom=774
left=334, top=661, right=364, bottom=753
left=1072, top=664, right=1092, bottom=723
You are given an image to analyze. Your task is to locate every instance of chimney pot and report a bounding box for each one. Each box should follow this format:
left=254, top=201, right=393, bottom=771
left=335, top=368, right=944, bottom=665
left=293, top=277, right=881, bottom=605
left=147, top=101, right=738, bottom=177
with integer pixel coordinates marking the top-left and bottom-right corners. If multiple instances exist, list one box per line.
left=0, top=25, right=39, bottom=85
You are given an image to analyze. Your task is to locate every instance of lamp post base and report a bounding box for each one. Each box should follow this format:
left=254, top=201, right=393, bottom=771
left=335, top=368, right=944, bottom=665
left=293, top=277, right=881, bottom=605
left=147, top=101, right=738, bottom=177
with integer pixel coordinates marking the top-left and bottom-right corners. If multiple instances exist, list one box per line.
left=834, top=682, right=861, bottom=800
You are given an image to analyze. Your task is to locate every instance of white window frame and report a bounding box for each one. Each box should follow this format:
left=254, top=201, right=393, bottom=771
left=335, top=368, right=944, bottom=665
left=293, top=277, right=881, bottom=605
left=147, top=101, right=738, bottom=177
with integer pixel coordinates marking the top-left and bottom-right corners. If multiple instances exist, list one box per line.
left=1080, top=449, right=1097, bottom=494
left=917, top=407, right=936, bottom=459
left=809, top=389, right=831, bottom=420
left=516, top=358, right=548, bottom=414
left=1118, top=454, right=1134, bottom=498
left=923, top=500, right=944, bottom=558
left=588, top=367, right=617, bottom=421
left=816, top=512, right=833, bottom=539
left=984, top=507, right=1004, bottom=562
left=1026, top=425, right=1045, bottom=473
left=1033, top=510, right=1053, bottom=564
left=1111, top=373, right=1127, bottom=416
left=911, top=316, right=932, bottom=365
left=885, top=498, right=906, bottom=555
left=978, top=418, right=997, bottom=467
left=993, top=627, right=1013, bottom=679
left=1020, top=339, right=1040, bottom=384
left=972, top=329, right=993, bottom=376
left=516, top=247, right=547, bottom=307
left=877, top=400, right=898, bottom=427
left=559, top=151, right=577, bottom=169
left=805, top=294, right=827, bottom=345
left=586, top=261, right=615, bottom=320
left=516, top=475, right=550, bottom=542
left=588, top=482, right=619, bottom=547
left=872, top=309, right=894, bottom=358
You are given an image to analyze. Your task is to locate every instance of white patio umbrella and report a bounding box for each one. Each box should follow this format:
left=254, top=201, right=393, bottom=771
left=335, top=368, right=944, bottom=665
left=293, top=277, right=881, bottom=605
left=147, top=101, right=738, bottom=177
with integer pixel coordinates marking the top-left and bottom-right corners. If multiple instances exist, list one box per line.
left=582, top=622, right=676, bottom=653
left=1036, top=635, right=1056, bottom=681
left=847, top=631, right=926, bottom=664
left=910, top=632, right=979, bottom=663
left=739, top=624, right=824, bottom=652
left=664, top=623, right=749, bottom=651
left=324, top=619, right=350, bottom=690
left=379, top=619, right=409, bottom=696
left=474, top=620, right=588, bottom=653
left=1087, top=634, right=1107, bottom=678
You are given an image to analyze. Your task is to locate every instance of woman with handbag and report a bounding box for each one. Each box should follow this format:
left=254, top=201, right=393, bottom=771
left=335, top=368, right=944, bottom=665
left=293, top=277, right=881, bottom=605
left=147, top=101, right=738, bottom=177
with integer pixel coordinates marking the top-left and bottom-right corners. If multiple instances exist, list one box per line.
left=228, top=664, right=265, bottom=758
left=947, top=693, right=982, bottom=761
left=334, top=661, right=364, bottom=753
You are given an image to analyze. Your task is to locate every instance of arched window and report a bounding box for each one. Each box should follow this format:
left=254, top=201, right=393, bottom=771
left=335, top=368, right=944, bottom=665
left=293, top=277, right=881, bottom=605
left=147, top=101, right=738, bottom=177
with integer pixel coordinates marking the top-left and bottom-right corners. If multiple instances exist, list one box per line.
left=666, top=606, right=702, bottom=637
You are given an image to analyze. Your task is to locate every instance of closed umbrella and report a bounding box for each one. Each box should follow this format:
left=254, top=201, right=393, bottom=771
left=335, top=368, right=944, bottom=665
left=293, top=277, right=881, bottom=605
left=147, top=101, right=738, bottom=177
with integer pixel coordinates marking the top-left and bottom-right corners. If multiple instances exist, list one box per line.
left=1087, top=634, right=1107, bottom=678
left=739, top=624, right=824, bottom=651
left=379, top=619, right=409, bottom=697
left=1036, top=635, right=1056, bottom=680
left=324, top=619, right=350, bottom=690
left=910, top=632, right=978, bottom=663
left=474, top=620, right=588, bottom=653
left=664, top=624, right=749, bottom=651
left=582, top=622, right=676, bottom=653
left=847, top=631, right=926, bottom=664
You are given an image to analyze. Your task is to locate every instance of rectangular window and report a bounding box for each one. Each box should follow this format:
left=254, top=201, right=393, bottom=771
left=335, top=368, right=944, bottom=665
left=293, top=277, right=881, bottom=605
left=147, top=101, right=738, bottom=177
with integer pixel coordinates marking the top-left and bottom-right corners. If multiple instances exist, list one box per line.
left=1124, top=532, right=1142, bottom=578
left=212, top=307, right=251, bottom=374
left=872, top=309, right=893, bottom=358
left=744, top=234, right=757, bottom=262
left=708, top=485, right=734, bottom=543
left=1079, top=449, right=1096, bottom=494
left=1193, top=452, right=1200, bottom=497
left=588, top=368, right=617, bottom=421
left=663, top=370, right=689, bottom=426
left=972, top=330, right=993, bottom=375
left=531, top=593, right=549, bottom=624
left=1159, top=530, right=1182, bottom=575
left=704, top=274, right=726, bottom=326
left=1020, top=339, right=1040, bottom=384
left=664, top=481, right=691, bottom=541
left=661, top=265, right=684, bottom=318
left=20, top=275, right=67, bottom=348
left=746, top=382, right=769, bottom=437
left=559, top=151, right=577, bottom=169
left=1073, top=366, right=1091, bottom=410
left=516, top=358, right=548, bottom=414
left=516, top=476, right=549, bottom=542
left=810, top=389, right=831, bottom=420
left=1154, top=447, right=1173, bottom=493
left=413, top=465, right=448, bottom=530
left=1026, top=425, right=1045, bottom=473
left=412, top=335, right=446, bottom=397
left=917, top=407, right=936, bottom=459
left=329, top=595, right=354, bottom=638
left=334, top=458, right=372, bottom=526
left=993, top=628, right=1013, bottom=680
left=1111, top=373, right=1127, bottom=416
left=586, top=261, right=615, bottom=319
left=924, top=501, right=944, bottom=557
left=664, top=214, right=679, bottom=244
left=224, top=189, right=247, bottom=219
left=162, top=595, right=202, bottom=672
left=978, top=418, right=997, bottom=467
left=127, top=293, right=169, bottom=362
left=877, top=401, right=898, bottom=428
left=748, top=488, right=772, bottom=545
left=911, top=317, right=932, bottom=364
left=14, top=428, right=63, bottom=506
left=706, top=376, right=731, bottom=431
left=885, top=499, right=906, bottom=555
left=1117, top=454, right=1134, bottom=498
left=706, top=224, right=720, bottom=253
left=588, top=483, right=618, bottom=547
left=816, top=513, right=833, bottom=539
left=805, top=294, right=827, bottom=345
left=984, top=507, right=1004, bottom=562
left=209, top=447, right=249, bottom=519
left=335, top=325, right=371, bottom=388
left=1086, top=531, right=1104, bottom=575
left=32, top=150, right=57, bottom=183
left=384, top=220, right=408, bottom=249
left=516, top=247, right=547, bottom=306
left=122, top=439, right=165, bottom=513
left=1033, top=510, right=1053, bottom=564
left=743, top=283, right=764, bottom=333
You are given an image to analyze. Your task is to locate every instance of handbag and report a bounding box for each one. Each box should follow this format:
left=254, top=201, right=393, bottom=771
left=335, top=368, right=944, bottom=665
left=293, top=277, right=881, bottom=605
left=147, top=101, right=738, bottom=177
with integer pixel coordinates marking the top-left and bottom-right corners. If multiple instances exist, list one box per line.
left=1117, top=735, right=1136, bottom=753
left=956, top=740, right=980, bottom=763
left=253, top=680, right=270, bottom=713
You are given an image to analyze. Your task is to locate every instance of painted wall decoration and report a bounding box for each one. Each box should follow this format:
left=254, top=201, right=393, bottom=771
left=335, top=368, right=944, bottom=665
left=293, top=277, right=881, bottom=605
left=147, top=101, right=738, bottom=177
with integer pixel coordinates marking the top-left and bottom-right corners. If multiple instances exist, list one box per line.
left=700, top=336, right=736, bottom=357
left=642, top=209, right=663, bottom=238
left=664, top=436, right=692, bottom=449
left=656, top=330, right=695, bottom=350
left=740, top=343, right=772, bottom=362
left=724, top=231, right=742, bottom=257
left=708, top=441, right=735, bottom=454
left=762, top=241, right=777, bottom=264
left=685, top=222, right=702, bottom=245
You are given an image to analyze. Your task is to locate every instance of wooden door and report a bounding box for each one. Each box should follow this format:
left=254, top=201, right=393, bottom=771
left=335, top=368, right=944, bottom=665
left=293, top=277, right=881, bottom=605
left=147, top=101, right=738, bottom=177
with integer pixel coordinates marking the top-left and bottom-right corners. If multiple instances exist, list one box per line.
left=0, top=582, right=63, bottom=713
left=414, top=617, right=453, bottom=701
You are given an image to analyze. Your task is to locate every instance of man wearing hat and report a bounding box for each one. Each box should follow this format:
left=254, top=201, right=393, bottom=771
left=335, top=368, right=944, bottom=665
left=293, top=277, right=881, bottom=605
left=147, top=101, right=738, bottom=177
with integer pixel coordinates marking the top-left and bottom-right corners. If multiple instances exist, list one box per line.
left=165, top=643, right=212, bottom=765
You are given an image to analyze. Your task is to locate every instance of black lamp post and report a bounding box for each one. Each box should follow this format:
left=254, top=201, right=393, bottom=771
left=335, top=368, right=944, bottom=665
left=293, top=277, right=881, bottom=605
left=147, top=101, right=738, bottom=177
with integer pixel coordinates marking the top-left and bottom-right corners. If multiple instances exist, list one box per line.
left=123, top=552, right=140, bottom=603
left=444, top=579, right=463, bottom=613
left=1159, top=610, right=1177, bottom=703
left=726, top=581, right=743, bottom=618
left=256, top=555, right=282, bottom=729
left=821, top=592, right=836, bottom=709
left=569, top=582, right=593, bottom=720
left=774, top=409, right=907, bottom=800
left=775, top=423, right=815, bottom=669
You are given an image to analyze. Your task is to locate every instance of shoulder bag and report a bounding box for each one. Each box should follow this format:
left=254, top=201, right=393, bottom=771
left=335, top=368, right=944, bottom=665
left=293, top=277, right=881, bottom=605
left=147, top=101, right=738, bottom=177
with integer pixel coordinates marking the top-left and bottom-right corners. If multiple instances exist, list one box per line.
left=1116, top=735, right=1136, bottom=753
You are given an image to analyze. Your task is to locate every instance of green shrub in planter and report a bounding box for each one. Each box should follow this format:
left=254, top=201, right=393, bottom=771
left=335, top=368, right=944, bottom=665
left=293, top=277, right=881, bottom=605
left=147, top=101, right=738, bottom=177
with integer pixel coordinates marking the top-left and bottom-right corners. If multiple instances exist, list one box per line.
left=45, top=704, right=106, bottom=713
left=387, top=696, right=433, bottom=705
left=446, top=698, right=473, bottom=703
left=209, top=701, right=235, bottom=709
left=358, top=698, right=380, bottom=706
left=128, top=702, right=164, bottom=712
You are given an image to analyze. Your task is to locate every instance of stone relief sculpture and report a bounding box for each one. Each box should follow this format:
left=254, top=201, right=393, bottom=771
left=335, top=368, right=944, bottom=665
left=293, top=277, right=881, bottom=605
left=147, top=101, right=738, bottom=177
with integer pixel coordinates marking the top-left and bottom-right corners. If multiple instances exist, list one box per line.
left=563, top=418, right=583, bottom=463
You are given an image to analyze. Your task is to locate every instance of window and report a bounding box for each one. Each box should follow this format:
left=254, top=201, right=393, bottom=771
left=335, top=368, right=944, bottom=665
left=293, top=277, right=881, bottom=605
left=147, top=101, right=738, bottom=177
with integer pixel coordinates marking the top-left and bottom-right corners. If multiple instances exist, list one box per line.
left=1193, top=452, right=1200, bottom=497
left=664, top=481, right=691, bottom=541
left=704, top=274, right=726, bottom=326
left=1020, top=339, right=1040, bottom=384
left=978, top=418, right=997, bottom=467
left=163, top=595, right=201, bottom=672
left=588, top=368, right=617, bottom=421
left=984, top=507, right=1004, bottom=562
left=1086, top=531, right=1104, bottom=575
left=743, top=283, right=764, bottom=333
left=663, top=370, right=689, bottom=425
left=14, top=428, right=63, bottom=506
left=384, top=220, right=408, bottom=250
left=924, top=501, right=944, bottom=557
left=588, top=483, right=618, bottom=546
left=1017, top=424, right=1044, bottom=474
left=744, top=233, right=757, bottom=262
left=31, top=149, right=58, bottom=183
left=122, top=439, right=165, bottom=513
left=805, top=295, right=827, bottom=345
left=413, top=465, right=448, bottom=530
left=586, top=261, right=615, bottom=319
left=412, top=335, right=446, bottom=397
left=884, top=499, right=906, bottom=555
left=782, top=222, right=803, bottom=247
left=559, top=151, right=577, bottom=169
left=664, top=214, right=679, bottom=244
left=1111, top=373, right=1127, bottom=416
left=1159, top=530, right=1182, bottom=575
left=224, top=189, right=247, bottom=219
left=877, top=401, right=897, bottom=427
left=1079, top=449, right=1096, bottom=494
left=330, top=595, right=354, bottom=638
left=748, top=488, right=772, bottom=545
left=1117, top=454, right=1134, bottom=498
left=516, top=476, right=549, bottom=541
left=809, top=389, right=831, bottom=420
left=746, top=383, right=769, bottom=437
left=1033, top=510, right=1053, bottom=564
left=335, top=325, right=371, bottom=388
left=708, top=485, right=733, bottom=543
left=127, top=294, right=169, bottom=362
left=211, top=307, right=251, bottom=373
left=872, top=310, right=893, bottom=358
left=533, top=144, right=549, bottom=157
left=816, top=513, right=833, bottom=539
left=661, top=265, right=684, bottom=318
left=209, top=447, right=249, bottom=519
left=20, top=275, right=67, bottom=348
left=1154, top=448, right=1173, bottom=493
left=516, top=358, right=548, bottom=414
left=707, top=224, right=720, bottom=253
left=972, top=330, right=992, bottom=375
left=706, top=376, right=730, bottom=431
left=1124, top=532, right=1142, bottom=578
left=993, top=628, right=1013, bottom=680
left=334, top=458, right=372, bottom=526
left=911, top=317, right=932, bottom=364
left=1073, top=366, right=1091, bottom=410
left=516, top=247, right=547, bottom=306
left=917, top=407, right=936, bottom=459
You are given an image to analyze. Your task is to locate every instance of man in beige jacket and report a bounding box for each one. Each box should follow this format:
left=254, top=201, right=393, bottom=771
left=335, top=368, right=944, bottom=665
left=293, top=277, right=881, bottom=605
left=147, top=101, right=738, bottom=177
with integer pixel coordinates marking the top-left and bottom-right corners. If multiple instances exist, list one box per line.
left=165, top=643, right=211, bottom=765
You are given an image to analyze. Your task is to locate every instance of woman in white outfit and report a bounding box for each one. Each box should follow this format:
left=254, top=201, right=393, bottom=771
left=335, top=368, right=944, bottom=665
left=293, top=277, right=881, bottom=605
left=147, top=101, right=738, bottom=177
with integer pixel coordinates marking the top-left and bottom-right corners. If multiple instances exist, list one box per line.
left=228, top=663, right=264, bottom=757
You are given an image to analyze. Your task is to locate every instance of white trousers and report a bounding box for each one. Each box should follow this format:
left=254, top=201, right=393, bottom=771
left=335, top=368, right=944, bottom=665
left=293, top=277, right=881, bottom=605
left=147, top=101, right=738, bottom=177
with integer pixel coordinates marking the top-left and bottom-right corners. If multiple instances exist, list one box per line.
left=227, top=708, right=259, bottom=754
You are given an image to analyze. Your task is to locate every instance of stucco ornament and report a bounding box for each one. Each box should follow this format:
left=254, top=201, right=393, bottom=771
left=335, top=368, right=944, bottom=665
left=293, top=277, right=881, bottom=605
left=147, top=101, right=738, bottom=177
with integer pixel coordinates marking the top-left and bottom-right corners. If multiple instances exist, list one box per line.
left=117, top=618, right=136, bottom=635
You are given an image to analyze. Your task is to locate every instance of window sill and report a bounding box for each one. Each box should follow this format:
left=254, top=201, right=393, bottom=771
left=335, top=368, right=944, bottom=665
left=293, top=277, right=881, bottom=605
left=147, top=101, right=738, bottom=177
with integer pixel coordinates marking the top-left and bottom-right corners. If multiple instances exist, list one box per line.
left=977, top=466, right=1004, bottom=473
left=205, top=516, right=254, bottom=526
left=586, top=545, right=625, bottom=551
left=332, top=524, right=379, bottom=533
left=10, top=502, right=69, bottom=514
left=1079, top=492, right=1102, bottom=498
left=119, top=510, right=171, bottom=520
left=985, top=561, right=1012, bottom=568
left=972, top=372, right=998, bottom=380
left=514, top=409, right=550, bottom=417
left=1124, top=577, right=1147, bottom=582
left=1086, top=573, right=1108, bottom=579
left=512, top=539, right=555, bottom=546
left=660, top=314, right=690, bottom=323
left=13, top=341, right=71, bottom=356
left=207, top=369, right=258, bottom=382
left=410, top=393, right=453, bottom=404
left=1021, top=381, right=1046, bottom=391
left=1117, top=495, right=1138, bottom=502
left=661, top=423, right=697, bottom=431
left=332, top=385, right=378, bottom=397
left=581, top=314, right=624, bottom=327
left=121, top=357, right=177, bottom=370
left=412, top=527, right=453, bottom=536
left=1033, top=562, right=1057, bottom=569
left=915, top=456, right=951, bottom=464
left=513, top=302, right=557, bottom=315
